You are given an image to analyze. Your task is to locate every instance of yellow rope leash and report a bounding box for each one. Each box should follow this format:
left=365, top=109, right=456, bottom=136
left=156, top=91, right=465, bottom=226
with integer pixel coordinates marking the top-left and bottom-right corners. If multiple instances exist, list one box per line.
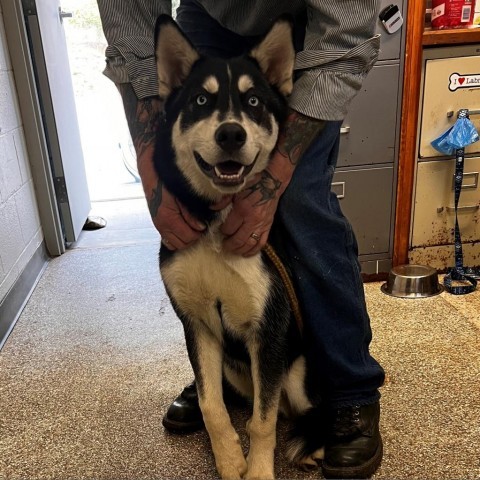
left=263, top=243, right=303, bottom=334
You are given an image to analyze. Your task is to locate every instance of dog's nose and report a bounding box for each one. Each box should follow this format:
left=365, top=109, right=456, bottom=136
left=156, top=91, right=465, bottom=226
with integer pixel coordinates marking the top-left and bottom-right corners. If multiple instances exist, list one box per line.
left=215, top=123, right=246, bottom=154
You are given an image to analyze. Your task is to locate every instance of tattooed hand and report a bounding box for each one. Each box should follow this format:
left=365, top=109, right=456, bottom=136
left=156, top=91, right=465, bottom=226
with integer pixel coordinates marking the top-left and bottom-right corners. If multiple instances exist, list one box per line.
left=153, top=179, right=206, bottom=250
left=221, top=109, right=325, bottom=256
left=244, top=171, right=282, bottom=205
left=220, top=169, right=282, bottom=256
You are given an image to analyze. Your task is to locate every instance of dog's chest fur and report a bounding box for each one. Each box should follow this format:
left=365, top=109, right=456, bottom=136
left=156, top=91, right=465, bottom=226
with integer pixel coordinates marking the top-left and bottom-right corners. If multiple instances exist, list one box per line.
left=160, top=211, right=271, bottom=341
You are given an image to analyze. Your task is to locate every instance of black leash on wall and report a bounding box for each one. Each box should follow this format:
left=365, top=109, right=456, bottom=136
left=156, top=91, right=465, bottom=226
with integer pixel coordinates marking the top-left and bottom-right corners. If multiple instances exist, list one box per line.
left=443, top=110, right=480, bottom=295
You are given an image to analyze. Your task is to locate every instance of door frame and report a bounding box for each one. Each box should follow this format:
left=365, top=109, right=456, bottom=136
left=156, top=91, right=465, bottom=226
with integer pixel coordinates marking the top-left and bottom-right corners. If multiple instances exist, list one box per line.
left=1, top=0, right=65, bottom=255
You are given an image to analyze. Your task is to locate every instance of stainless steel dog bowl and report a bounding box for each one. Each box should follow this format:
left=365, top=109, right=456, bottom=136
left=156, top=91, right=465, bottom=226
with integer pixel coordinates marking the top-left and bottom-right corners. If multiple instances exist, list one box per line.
left=381, top=264, right=444, bottom=298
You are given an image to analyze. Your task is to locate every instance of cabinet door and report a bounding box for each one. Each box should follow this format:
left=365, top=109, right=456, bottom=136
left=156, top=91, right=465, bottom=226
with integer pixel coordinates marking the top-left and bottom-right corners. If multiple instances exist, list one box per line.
left=412, top=157, right=480, bottom=247
left=332, top=166, right=394, bottom=255
left=337, top=64, right=400, bottom=168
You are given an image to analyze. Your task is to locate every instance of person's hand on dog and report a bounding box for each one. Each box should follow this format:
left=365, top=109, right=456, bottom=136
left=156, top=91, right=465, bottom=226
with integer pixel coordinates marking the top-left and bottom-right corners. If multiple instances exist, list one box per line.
left=133, top=140, right=206, bottom=251
left=156, top=186, right=207, bottom=250
left=220, top=150, right=291, bottom=256
left=220, top=179, right=279, bottom=256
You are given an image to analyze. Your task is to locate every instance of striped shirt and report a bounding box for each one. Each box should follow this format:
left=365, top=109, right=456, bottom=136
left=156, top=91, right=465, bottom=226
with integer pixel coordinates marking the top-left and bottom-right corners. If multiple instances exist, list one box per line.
left=97, top=0, right=381, bottom=121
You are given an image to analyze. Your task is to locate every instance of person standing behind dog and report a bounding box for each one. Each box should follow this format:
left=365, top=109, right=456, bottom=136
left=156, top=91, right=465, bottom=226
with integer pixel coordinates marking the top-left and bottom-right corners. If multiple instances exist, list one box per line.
left=98, top=1, right=386, bottom=478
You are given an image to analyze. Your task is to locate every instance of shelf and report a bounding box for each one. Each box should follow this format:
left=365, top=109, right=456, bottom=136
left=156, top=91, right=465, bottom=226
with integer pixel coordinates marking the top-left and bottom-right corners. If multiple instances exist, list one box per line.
left=423, top=27, right=480, bottom=46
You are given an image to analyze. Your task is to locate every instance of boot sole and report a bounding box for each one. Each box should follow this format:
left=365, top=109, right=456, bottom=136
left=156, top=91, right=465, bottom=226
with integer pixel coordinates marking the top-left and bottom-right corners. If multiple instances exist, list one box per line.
left=322, top=435, right=383, bottom=479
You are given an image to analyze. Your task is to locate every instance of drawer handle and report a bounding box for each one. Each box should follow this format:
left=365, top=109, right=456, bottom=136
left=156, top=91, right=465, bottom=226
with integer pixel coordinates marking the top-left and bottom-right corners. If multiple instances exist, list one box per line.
left=340, top=126, right=350, bottom=134
left=452, top=172, right=478, bottom=190
left=332, top=181, right=345, bottom=199
left=447, top=109, right=480, bottom=118
left=445, top=204, right=479, bottom=212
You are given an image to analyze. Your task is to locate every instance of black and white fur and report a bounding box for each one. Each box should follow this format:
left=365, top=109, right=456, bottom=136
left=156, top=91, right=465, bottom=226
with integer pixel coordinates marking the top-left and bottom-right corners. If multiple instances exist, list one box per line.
left=155, top=15, right=325, bottom=479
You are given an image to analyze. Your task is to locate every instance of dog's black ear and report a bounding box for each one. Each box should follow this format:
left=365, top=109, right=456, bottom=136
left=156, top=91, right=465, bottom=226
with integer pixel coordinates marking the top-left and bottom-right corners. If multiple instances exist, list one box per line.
left=249, top=17, right=295, bottom=96
left=155, top=15, right=200, bottom=100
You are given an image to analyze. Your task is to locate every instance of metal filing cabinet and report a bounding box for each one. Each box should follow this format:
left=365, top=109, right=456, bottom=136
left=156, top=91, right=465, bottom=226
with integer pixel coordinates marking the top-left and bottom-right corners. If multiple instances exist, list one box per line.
left=332, top=166, right=394, bottom=258
left=333, top=0, right=406, bottom=275
left=409, top=45, right=480, bottom=270
left=337, top=64, right=400, bottom=168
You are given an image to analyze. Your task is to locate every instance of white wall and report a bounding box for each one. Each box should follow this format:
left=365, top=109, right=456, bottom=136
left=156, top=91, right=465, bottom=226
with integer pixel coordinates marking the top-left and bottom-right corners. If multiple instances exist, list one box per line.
left=0, top=3, right=43, bottom=302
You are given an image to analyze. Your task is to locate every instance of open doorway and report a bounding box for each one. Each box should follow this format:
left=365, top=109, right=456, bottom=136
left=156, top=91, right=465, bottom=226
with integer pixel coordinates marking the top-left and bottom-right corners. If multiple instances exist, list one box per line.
left=61, top=0, right=142, bottom=203
left=58, top=0, right=160, bottom=250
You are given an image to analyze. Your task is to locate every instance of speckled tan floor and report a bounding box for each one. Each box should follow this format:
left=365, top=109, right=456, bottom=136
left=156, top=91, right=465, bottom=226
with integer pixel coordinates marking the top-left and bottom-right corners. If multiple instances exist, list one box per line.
left=0, top=199, right=479, bottom=479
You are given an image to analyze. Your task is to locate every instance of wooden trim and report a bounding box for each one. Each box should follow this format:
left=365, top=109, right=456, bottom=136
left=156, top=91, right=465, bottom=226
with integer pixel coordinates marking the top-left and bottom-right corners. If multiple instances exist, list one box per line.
left=423, top=27, right=480, bottom=46
left=393, top=0, right=426, bottom=266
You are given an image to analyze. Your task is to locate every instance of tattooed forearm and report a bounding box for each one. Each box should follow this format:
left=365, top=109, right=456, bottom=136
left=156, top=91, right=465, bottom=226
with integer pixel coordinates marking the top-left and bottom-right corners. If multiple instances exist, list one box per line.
left=149, top=181, right=163, bottom=219
left=277, top=110, right=326, bottom=166
left=116, top=83, right=162, bottom=159
left=116, top=83, right=164, bottom=219
left=245, top=170, right=282, bottom=205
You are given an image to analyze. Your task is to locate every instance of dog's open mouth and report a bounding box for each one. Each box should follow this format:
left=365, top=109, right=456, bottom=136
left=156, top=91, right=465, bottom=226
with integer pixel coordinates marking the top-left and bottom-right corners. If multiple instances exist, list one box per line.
left=194, top=152, right=257, bottom=186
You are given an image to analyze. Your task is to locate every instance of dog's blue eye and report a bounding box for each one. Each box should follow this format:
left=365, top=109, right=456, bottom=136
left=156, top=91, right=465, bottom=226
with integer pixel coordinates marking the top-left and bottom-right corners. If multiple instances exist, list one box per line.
left=248, top=96, right=259, bottom=107
left=196, top=95, right=208, bottom=106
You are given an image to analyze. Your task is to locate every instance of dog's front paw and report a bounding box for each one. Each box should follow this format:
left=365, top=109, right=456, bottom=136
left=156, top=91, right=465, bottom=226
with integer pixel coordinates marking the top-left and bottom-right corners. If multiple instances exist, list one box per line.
left=213, top=434, right=247, bottom=480
left=244, top=452, right=274, bottom=480
left=244, top=471, right=274, bottom=480
left=215, top=450, right=248, bottom=480
left=244, top=468, right=274, bottom=480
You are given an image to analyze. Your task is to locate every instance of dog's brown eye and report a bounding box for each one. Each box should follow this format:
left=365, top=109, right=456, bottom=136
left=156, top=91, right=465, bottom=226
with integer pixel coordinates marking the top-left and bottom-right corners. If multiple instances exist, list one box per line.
left=248, top=96, right=259, bottom=107
left=196, top=94, right=208, bottom=106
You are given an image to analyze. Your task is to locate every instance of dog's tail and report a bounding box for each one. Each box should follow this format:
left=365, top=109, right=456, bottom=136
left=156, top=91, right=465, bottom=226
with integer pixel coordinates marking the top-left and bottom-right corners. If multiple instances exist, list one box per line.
left=286, top=407, right=327, bottom=471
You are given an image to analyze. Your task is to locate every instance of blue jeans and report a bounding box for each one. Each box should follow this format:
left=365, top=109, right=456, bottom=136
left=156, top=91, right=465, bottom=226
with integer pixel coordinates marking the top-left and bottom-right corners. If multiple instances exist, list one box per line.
left=176, top=0, right=385, bottom=407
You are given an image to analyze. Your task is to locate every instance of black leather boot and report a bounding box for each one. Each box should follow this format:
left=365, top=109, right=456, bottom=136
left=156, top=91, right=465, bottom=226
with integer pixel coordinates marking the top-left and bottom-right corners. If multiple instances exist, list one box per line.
left=161, top=382, right=204, bottom=433
left=322, top=401, right=383, bottom=479
left=162, top=380, right=248, bottom=433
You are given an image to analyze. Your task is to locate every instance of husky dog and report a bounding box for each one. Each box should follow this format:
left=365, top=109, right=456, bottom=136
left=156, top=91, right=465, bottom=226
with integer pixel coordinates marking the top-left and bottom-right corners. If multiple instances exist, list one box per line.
left=155, top=15, right=325, bottom=479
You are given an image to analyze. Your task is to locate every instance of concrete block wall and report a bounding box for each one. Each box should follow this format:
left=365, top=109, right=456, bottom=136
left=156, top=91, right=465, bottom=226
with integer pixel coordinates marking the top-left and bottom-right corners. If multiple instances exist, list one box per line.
left=0, top=4, right=43, bottom=303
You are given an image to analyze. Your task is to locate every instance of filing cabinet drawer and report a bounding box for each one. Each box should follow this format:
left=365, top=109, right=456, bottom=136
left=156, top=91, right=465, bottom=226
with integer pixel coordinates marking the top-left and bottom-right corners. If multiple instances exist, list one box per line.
left=332, top=166, right=394, bottom=255
left=418, top=47, right=480, bottom=159
left=375, top=0, right=404, bottom=61
left=412, top=157, right=480, bottom=247
left=409, top=243, right=480, bottom=271
left=338, top=64, right=400, bottom=168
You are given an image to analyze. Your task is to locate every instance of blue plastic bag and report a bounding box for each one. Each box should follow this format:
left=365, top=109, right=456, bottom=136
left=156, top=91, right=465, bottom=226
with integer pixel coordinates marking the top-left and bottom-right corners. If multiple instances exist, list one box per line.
left=431, top=116, right=479, bottom=155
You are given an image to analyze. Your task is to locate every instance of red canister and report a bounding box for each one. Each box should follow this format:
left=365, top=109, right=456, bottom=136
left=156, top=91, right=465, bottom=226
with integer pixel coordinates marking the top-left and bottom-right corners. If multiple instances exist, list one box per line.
left=431, top=0, right=475, bottom=29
